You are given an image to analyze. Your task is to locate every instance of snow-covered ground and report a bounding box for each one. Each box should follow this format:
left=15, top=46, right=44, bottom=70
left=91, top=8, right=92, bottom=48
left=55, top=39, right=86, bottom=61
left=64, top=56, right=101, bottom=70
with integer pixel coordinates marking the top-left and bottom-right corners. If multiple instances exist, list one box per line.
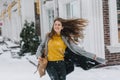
left=0, top=41, right=120, bottom=80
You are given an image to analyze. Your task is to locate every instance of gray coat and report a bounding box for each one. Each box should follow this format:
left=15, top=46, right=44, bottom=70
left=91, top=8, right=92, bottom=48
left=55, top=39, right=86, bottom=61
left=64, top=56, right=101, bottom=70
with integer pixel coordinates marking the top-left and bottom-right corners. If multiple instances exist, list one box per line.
left=36, top=35, right=106, bottom=64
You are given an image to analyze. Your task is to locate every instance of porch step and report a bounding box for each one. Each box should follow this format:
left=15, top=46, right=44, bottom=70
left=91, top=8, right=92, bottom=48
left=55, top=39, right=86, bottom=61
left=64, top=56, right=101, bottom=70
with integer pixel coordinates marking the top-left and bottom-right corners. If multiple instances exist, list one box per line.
left=5, top=41, right=20, bottom=48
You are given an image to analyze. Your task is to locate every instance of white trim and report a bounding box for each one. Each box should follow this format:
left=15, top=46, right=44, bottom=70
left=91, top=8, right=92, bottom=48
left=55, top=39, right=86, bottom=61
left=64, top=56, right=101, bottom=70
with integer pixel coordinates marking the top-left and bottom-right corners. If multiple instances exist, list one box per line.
left=107, top=45, right=120, bottom=53
left=109, top=0, right=118, bottom=46
left=107, top=0, right=120, bottom=53
left=81, top=0, right=105, bottom=58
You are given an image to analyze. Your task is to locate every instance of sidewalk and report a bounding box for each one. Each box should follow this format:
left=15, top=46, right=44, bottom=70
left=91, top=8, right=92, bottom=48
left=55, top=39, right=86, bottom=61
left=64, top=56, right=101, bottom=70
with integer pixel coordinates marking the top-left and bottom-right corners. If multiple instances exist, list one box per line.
left=26, top=54, right=120, bottom=80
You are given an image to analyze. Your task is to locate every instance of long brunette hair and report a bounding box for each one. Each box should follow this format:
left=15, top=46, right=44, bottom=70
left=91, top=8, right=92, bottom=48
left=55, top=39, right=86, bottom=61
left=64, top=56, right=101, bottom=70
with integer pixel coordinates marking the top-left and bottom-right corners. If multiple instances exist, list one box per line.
left=48, top=17, right=88, bottom=42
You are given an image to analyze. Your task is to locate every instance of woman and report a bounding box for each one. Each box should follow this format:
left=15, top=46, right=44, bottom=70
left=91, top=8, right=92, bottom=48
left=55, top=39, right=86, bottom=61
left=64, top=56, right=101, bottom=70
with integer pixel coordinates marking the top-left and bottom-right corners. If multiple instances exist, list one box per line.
left=36, top=17, right=106, bottom=80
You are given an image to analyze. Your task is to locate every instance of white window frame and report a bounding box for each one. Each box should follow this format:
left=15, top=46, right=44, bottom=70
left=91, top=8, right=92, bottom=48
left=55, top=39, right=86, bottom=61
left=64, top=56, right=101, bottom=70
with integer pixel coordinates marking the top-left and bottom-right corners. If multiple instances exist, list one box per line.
left=58, top=0, right=80, bottom=18
left=65, top=0, right=80, bottom=18
left=47, top=9, right=54, bottom=30
left=107, top=0, right=120, bottom=53
left=40, top=1, right=54, bottom=40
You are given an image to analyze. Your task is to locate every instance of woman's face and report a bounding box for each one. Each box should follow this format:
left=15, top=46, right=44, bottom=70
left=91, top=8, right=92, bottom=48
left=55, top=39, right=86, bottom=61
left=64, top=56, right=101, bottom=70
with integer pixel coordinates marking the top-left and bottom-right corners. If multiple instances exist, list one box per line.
left=53, top=20, right=63, bottom=34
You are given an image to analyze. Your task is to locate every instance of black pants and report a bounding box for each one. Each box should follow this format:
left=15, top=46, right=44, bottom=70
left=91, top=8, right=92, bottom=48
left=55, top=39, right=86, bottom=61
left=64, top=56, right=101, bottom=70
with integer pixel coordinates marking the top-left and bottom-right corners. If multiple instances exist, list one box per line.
left=46, top=60, right=66, bottom=80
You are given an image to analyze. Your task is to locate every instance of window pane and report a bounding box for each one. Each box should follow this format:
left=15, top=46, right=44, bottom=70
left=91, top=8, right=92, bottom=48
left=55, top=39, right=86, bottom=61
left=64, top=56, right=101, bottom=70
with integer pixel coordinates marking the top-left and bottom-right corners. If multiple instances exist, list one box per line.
left=66, top=3, right=71, bottom=18
left=71, top=1, right=80, bottom=18
left=66, top=1, right=80, bottom=18
left=48, top=10, right=54, bottom=31
left=117, top=0, right=120, bottom=42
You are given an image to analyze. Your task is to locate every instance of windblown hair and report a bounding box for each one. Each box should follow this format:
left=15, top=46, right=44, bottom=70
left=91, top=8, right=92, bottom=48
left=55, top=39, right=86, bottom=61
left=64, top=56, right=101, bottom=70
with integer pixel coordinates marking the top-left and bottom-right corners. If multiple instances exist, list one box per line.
left=48, top=17, right=88, bottom=42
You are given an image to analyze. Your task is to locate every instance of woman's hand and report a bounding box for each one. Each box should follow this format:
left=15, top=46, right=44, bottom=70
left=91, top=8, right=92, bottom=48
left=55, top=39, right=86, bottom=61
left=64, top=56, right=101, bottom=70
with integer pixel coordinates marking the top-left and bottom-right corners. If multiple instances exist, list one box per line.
left=38, top=56, right=44, bottom=62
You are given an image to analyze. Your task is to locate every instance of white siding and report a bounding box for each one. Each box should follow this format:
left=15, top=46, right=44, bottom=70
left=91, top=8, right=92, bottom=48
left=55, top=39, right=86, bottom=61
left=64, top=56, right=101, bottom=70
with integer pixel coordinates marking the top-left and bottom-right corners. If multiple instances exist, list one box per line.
left=21, top=0, right=35, bottom=24
left=1, top=0, right=35, bottom=42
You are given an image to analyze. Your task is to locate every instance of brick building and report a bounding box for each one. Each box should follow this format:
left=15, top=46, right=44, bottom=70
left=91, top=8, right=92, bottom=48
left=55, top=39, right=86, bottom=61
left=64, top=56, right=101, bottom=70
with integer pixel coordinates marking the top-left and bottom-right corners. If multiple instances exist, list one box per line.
left=103, top=0, right=120, bottom=65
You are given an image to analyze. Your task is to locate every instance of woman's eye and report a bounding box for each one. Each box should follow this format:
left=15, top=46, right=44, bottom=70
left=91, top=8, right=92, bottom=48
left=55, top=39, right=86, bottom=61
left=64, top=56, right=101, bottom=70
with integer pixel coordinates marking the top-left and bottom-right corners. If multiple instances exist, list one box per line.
left=54, top=24, right=57, bottom=26
left=58, top=24, right=60, bottom=26
left=54, top=23, right=61, bottom=26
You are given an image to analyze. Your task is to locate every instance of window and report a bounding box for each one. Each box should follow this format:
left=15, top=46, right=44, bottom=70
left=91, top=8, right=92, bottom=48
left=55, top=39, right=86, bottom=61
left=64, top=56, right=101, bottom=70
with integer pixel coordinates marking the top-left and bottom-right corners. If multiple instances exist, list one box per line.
left=107, top=0, right=120, bottom=53
left=66, top=0, right=80, bottom=18
left=66, top=3, right=70, bottom=18
left=48, top=9, right=54, bottom=30
left=117, top=0, right=120, bottom=42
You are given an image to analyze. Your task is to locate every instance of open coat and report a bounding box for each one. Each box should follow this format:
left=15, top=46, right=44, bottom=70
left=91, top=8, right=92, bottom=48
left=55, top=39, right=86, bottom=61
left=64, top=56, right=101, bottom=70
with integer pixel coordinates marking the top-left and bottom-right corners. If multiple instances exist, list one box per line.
left=36, top=35, right=106, bottom=74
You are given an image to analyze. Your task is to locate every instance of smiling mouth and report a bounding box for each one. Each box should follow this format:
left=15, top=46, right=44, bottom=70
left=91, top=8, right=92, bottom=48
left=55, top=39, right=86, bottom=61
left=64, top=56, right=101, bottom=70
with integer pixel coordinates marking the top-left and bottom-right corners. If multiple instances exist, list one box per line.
left=55, top=27, right=59, bottom=30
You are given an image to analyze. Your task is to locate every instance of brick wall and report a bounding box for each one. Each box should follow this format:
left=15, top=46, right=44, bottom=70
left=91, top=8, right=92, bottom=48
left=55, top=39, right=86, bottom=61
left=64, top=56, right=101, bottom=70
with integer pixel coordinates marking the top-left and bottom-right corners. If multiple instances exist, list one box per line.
left=103, top=0, right=120, bottom=65
left=103, top=0, right=110, bottom=45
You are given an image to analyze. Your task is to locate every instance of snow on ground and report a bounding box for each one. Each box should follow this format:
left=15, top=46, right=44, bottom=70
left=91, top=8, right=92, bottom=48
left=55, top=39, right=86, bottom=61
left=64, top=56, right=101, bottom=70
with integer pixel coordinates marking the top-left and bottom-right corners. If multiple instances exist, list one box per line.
left=0, top=42, right=120, bottom=80
left=39, top=65, right=120, bottom=80
left=0, top=51, right=40, bottom=80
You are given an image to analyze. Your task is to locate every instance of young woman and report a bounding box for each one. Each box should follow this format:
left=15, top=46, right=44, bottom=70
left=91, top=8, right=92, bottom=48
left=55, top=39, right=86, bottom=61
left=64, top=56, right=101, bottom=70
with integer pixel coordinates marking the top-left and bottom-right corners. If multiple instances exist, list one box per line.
left=36, top=17, right=106, bottom=80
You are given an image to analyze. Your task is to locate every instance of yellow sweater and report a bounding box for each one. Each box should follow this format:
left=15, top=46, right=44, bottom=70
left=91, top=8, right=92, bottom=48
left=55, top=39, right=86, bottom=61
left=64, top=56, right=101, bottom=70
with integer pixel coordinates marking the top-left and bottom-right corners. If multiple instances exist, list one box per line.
left=47, top=34, right=67, bottom=61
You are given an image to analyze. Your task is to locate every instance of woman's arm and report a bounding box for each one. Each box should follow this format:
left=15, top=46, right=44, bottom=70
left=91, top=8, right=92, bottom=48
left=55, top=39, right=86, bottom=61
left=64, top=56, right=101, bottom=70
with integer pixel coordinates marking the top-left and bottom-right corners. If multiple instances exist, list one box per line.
left=36, top=34, right=48, bottom=58
left=69, top=41, right=106, bottom=64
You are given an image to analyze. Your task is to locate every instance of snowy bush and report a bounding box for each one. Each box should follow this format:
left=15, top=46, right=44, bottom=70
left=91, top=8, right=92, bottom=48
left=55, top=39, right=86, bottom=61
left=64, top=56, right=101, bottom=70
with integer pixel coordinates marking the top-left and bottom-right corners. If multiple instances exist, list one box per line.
left=20, top=20, right=41, bottom=56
